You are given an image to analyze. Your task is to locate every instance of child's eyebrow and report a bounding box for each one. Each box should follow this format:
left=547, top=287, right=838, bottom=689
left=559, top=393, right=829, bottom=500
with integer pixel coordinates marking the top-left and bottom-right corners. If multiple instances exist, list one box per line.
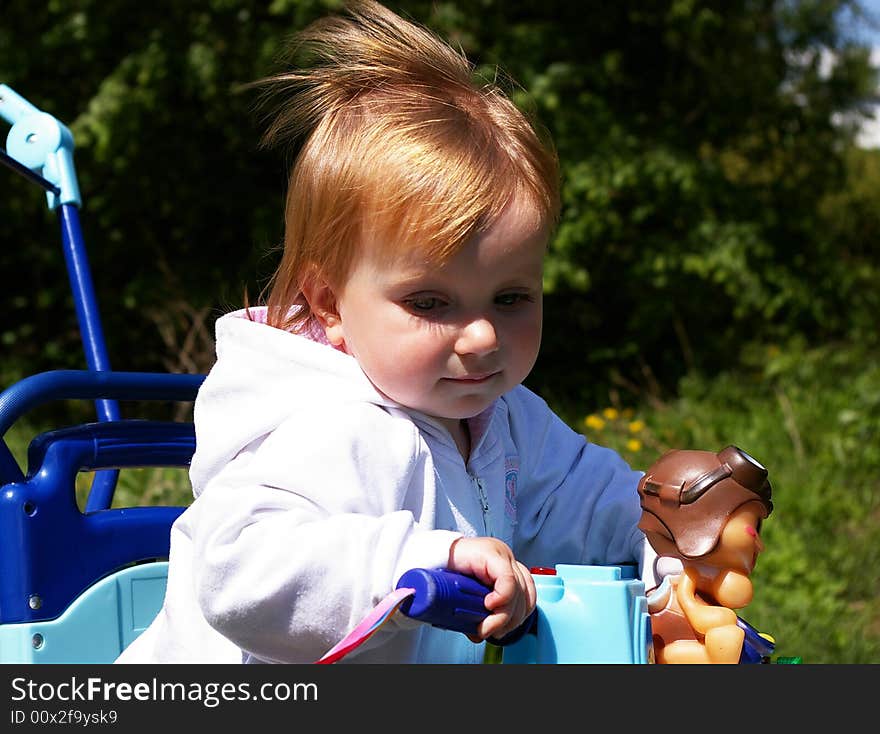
left=387, top=271, right=437, bottom=288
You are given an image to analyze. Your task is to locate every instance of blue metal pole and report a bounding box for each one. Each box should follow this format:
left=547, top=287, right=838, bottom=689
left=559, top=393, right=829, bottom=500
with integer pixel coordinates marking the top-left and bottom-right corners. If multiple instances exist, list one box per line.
left=58, top=203, right=120, bottom=510
left=58, top=204, right=118, bottom=410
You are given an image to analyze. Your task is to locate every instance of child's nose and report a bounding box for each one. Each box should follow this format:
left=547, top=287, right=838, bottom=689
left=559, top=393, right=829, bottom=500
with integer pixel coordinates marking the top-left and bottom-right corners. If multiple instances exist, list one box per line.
left=455, top=317, right=499, bottom=356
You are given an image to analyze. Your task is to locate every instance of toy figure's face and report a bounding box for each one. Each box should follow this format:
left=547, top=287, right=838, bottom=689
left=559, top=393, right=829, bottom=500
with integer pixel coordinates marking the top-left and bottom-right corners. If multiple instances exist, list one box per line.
left=698, top=502, right=766, bottom=574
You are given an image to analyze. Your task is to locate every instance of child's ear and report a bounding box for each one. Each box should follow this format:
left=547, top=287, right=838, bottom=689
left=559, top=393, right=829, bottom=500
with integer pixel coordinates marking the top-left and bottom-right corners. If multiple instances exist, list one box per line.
left=301, top=273, right=345, bottom=347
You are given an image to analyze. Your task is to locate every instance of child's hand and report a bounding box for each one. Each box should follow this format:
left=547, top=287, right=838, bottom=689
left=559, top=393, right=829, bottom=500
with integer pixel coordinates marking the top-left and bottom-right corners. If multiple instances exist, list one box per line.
left=447, top=537, right=537, bottom=642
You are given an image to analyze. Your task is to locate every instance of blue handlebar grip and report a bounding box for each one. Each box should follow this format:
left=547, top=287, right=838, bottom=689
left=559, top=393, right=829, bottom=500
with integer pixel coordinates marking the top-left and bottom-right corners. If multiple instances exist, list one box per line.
left=396, top=568, right=536, bottom=645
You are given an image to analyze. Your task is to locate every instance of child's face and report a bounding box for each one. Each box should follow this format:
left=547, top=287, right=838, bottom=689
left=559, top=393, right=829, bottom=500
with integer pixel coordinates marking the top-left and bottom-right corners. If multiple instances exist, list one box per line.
left=325, top=197, right=547, bottom=430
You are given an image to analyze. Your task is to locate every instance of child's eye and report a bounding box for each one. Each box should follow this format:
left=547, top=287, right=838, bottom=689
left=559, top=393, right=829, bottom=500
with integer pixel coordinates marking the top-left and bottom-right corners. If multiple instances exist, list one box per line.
left=405, top=296, right=445, bottom=312
left=495, top=292, right=533, bottom=307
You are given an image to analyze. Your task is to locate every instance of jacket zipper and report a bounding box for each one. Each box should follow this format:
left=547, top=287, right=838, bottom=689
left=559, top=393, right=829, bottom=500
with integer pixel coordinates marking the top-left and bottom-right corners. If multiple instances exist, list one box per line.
left=472, top=475, right=493, bottom=536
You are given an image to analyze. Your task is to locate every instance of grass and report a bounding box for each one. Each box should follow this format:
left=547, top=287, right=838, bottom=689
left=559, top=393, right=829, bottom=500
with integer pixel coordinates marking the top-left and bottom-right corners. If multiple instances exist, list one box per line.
left=4, top=338, right=877, bottom=663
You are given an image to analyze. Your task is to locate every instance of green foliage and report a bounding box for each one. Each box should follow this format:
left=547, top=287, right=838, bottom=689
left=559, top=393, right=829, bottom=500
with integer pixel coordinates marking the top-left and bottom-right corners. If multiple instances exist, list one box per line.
left=74, top=467, right=194, bottom=512
left=814, top=147, right=880, bottom=345
left=3, top=0, right=878, bottom=387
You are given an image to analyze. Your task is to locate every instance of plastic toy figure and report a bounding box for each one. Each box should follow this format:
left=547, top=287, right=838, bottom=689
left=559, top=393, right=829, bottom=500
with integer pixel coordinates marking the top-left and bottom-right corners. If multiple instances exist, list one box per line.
left=637, top=445, right=773, bottom=664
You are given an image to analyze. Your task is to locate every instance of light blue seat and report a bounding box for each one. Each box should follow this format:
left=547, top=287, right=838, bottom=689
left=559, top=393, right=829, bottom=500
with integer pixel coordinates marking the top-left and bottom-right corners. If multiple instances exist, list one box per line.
left=0, top=562, right=169, bottom=663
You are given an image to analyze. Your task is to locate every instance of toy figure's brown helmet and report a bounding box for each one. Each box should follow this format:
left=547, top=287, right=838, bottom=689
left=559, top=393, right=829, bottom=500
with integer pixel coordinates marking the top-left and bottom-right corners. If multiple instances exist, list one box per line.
left=637, top=446, right=773, bottom=559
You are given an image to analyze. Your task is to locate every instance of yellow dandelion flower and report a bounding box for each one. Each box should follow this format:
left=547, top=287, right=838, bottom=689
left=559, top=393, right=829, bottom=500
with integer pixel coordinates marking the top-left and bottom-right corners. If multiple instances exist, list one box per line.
left=626, top=439, right=642, bottom=452
left=602, top=408, right=619, bottom=421
left=584, top=414, right=605, bottom=431
left=628, top=420, right=645, bottom=434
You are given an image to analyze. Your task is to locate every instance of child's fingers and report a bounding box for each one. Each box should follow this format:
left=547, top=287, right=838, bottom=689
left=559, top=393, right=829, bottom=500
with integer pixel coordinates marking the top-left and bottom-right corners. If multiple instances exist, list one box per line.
left=480, top=567, right=535, bottom=639
left=483, top=570, right=517, bottom=609
left=485, top=562, right=535, bottom=611
left=518, top=561, right=537, bottom=612
left=476, top=614, right=508, bottom=641
left=476, top=598, right=517, bottom=640
left=446, top=538, right=536, bottom=639
left=477, top=599, right=527, bottom=640
left=449, top=537, right=515, bottom=583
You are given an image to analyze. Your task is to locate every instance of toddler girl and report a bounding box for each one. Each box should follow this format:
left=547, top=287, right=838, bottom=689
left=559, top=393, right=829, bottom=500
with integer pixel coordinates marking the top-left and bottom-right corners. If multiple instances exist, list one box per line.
left=117, top=0, right=654, bottom=664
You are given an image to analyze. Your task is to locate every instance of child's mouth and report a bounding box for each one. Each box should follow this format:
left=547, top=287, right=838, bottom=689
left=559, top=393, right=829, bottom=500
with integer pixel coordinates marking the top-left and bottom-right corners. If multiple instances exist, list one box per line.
left=446, top=371, right=500, bottom=384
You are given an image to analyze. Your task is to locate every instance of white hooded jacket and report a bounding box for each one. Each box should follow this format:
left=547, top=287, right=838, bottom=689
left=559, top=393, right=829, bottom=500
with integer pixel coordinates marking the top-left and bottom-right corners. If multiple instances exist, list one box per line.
left=116, top=307, right=649, bottom=664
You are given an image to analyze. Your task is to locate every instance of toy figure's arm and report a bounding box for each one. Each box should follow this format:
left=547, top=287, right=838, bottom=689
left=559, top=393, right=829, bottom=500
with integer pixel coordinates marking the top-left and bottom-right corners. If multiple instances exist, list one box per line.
left=676, top=568, right=738, bottom=635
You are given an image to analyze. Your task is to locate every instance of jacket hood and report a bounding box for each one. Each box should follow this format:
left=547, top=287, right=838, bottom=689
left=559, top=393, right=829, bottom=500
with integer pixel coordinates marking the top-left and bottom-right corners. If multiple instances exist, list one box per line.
left=189, top=307, right=398, bottom=498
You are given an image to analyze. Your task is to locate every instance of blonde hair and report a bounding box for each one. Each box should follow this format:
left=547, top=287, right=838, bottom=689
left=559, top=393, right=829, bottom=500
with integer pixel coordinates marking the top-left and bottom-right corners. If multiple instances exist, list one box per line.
left=253, top=0, right=560, bottom=332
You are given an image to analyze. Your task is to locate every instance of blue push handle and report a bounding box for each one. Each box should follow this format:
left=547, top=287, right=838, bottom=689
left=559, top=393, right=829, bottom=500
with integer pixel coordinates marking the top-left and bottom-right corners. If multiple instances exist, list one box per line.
left=0, top=369, right=204, bottom=492
left=0, top=369, right=204, bottom=437
left=396, top=568, right=536, bottom=645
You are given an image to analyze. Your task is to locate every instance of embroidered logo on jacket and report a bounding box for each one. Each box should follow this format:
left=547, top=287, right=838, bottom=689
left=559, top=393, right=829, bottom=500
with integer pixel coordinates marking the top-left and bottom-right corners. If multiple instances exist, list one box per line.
left=504, top=456, right=519, bottom=524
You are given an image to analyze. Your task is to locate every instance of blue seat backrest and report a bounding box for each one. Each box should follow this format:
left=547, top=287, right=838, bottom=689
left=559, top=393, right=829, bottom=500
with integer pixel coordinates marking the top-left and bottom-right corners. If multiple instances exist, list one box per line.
left=0, top=420, right=192, bottom=627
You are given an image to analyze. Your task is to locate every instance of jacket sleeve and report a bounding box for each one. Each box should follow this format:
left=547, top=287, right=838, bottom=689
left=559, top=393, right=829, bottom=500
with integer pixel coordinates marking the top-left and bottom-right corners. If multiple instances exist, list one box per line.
left=505, top=386, right=647, bottom=573
left=187, top=401, right=460, bottom=663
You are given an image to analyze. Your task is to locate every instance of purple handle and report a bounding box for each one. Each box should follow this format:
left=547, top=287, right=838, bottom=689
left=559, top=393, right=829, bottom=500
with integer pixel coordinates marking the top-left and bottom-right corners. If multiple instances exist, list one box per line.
left=396, top=567, right=536, bottom=645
